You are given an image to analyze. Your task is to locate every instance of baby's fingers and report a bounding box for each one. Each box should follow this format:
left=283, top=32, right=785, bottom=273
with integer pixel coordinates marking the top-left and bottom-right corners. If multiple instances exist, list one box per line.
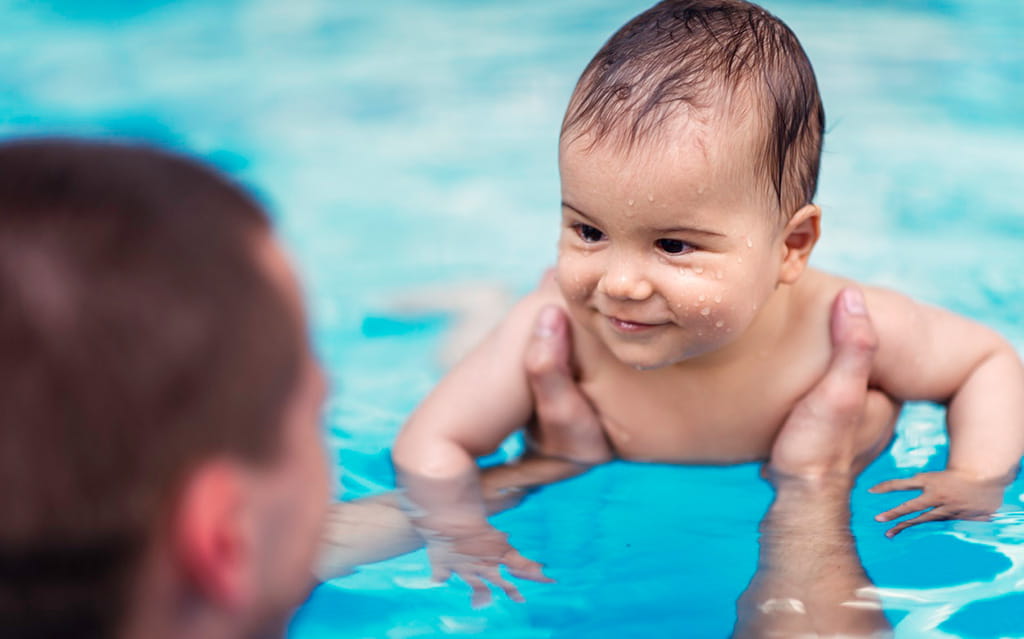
left=869, top=476, right=926, bottom=494
left=478, top=566, right=526, bottom=603
left=432, top=565, right=452, bottom=584
left=875, top=495, right=935, bottom=523
left=460, top=573, right=493, bottom=608
left=503, top=549, right=555, bottom=584
left=886, top=508, right=946, bottom=538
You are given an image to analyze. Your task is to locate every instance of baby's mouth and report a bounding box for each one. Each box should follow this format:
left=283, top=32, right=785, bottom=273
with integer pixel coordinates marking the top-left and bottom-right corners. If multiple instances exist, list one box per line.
left=606, top=315, right=667, bottom=333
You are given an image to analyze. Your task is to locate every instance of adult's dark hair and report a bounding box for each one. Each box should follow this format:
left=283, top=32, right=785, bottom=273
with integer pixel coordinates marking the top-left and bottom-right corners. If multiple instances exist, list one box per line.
left=562, top=0, right=825, bottom=216
left=0, top=139, right=303, bottom=638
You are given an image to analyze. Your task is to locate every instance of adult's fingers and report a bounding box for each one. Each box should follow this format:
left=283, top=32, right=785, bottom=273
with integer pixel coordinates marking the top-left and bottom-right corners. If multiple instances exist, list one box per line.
left=524, top=305, right=611, bottom=464
left=827, top=287, right=879, bottom=381
left=768, top=287, right=880, bottom=480
left=869, top=476, right=926, bottom=494
left=886, top=509, right=945, bottom=537
left=803, top=287, right=878, bottom=419
left=875, top=496, right=933, bottom=522
left=524, top=305, right=573, bottom=396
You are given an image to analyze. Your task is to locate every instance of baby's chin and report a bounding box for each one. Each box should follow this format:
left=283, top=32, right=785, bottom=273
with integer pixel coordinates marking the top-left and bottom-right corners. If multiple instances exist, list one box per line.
left=604, top=334, right=732, bottom=370
left=605, top=342, right=695, bottom=371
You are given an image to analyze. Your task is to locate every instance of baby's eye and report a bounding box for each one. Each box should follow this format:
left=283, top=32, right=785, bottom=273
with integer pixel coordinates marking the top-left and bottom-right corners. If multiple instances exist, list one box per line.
left=574, top=223, right=606, bottom=243
left=655, top=238, right=693, bottom=255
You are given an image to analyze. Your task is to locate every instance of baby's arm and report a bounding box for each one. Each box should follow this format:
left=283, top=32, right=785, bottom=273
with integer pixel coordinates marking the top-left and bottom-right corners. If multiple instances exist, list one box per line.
left=391, top=278, right=563, bottom=601
left=863, top=287, right=1024, bottom=534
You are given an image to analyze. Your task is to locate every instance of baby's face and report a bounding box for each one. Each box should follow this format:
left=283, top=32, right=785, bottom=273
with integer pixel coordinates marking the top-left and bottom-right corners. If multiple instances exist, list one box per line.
left=557, top=116, right=787, bottom=370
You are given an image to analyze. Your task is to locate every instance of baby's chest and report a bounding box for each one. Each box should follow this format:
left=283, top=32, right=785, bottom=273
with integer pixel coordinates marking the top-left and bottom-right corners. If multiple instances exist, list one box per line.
left=580, top=368, right=811, bottom=465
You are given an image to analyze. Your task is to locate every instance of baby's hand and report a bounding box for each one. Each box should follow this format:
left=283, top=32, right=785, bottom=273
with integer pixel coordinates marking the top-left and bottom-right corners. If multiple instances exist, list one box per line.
left=869, top=470, right=1008, bottom=537
left=420, top=519, right=552, bottom=607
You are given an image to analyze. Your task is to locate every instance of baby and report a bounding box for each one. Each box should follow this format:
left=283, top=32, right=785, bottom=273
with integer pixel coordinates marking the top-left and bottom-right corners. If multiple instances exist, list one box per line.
left=393, top=0, right=1024, bottom=601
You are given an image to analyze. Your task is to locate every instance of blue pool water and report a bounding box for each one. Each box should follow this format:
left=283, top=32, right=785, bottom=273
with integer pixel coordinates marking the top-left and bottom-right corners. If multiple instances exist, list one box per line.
left=2, top=1, right=1023, bottom=637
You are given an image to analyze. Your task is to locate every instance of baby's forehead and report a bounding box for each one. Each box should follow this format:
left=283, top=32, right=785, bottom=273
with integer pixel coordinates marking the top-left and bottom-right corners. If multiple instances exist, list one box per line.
left=562, top=99, right=768, bottom=182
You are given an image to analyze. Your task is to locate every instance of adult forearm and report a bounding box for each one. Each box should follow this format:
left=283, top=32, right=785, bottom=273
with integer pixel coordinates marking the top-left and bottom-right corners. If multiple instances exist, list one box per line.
left=733, top=478, right=889, bottom=639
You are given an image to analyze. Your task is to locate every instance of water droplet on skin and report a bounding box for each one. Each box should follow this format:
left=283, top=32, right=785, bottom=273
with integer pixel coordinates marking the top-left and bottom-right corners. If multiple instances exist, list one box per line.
left=700, top=307, right=711, bottom=316
left=714, top=295, right=722, bottom=303
left=737, top=257, right=743, bottom=264
left=678, top=267, right=687, bottom=276
left=658, top=256, right=668, bottom=265
left=715, top=320, right=725, bottom=328
left=694, top=266, right=705, bottom=274
left=697, top=185, right=706, bottom=195
left=752, top=303, right=759, bottom=312
left=746, top=238, right=753, bottom=248
left=715, top=271, right=723, bottom=280
left=698, top=294, right=706, bottom=302
left=627, top=199, right=635, bottom=206
left=647, top=193, right=655, bottom=202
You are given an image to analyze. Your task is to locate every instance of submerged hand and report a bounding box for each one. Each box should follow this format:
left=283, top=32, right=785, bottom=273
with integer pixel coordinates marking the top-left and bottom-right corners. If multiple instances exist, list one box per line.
left=869, top=469, right=1009, bottom=537
left=421, top=519, right=552, bottom=607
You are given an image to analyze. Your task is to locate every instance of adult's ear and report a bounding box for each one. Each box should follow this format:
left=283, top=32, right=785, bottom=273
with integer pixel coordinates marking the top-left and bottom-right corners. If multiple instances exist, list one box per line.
left=777, top=203, right=821, bottom=285
left=172, top=460, right=256, bottom=611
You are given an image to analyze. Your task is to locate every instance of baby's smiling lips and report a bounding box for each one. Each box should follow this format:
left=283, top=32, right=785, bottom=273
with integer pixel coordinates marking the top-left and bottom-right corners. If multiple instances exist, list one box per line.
left=606, top=315, right=668, bottom=333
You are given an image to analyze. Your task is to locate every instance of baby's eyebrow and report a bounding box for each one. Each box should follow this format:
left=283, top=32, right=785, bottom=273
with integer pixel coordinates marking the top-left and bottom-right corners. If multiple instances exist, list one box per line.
left=650, top=225, right=726, bottom=238
left=562, top=201, right=725, bottom=238
left=561, top=201, right=593, bottom=220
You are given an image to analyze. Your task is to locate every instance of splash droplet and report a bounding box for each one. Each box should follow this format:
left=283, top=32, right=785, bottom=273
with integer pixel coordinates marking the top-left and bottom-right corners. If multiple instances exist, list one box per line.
left=627, top=198, right=635, bottom=206
left=715, top=320, right=725, bottom=328
left=746, top=238, right=753, bottom=248
left=694, top=266, right=705, bottom=274
left=700, top=307, right=711, bottom=316
left=698, top=294, right=706, bottom=302
left=647, top=193, right=655, bottom=202
left=714, top=295, right=722, bottom=303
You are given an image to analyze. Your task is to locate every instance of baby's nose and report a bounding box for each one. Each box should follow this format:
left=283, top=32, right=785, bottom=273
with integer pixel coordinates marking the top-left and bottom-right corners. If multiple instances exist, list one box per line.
left=599, top=262, right=654, bottom=301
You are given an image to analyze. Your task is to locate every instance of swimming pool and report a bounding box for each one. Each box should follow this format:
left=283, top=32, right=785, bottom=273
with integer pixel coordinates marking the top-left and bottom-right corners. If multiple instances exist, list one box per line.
left=2, top=0, right=1022, bottom=636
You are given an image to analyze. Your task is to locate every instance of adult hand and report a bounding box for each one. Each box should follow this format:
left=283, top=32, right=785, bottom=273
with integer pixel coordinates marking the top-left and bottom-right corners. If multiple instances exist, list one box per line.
left=735, top=288, right=897, bottom=639
left=768, top=287, right=898, bottom=483
left=522, top=304, right=613, bottom=465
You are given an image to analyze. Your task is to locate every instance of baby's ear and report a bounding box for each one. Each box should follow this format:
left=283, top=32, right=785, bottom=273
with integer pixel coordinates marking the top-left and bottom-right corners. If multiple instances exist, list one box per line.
left=777, top=204, right=821, bottom=285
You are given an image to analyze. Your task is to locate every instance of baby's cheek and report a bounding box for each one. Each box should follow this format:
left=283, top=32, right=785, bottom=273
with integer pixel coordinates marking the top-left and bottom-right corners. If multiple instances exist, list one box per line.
left=665, top=273, right=743, bottom=335
left=554, top=254, right=593, bottom=302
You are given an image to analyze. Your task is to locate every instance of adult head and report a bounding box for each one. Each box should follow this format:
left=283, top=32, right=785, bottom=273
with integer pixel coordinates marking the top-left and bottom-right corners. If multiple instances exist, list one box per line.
left=0, top=139, right=330, bottom=639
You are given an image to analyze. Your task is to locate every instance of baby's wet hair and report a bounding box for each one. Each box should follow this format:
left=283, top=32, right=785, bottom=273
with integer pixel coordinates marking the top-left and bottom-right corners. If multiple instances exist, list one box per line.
left=562, top=0, right=824, bottom=216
